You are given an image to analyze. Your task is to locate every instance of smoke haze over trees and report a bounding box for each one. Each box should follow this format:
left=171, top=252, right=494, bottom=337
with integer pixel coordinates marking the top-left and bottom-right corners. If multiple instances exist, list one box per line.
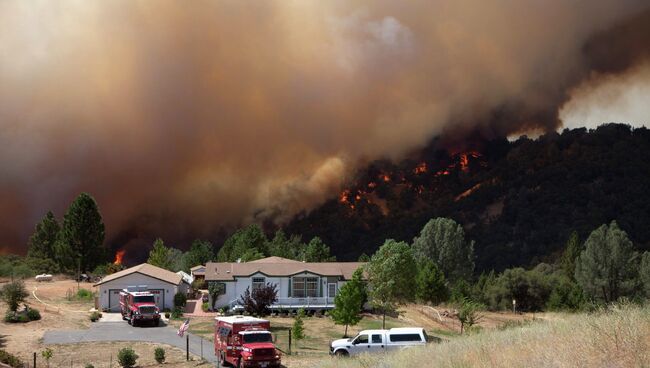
left=1, top=1, right=650, bottom=256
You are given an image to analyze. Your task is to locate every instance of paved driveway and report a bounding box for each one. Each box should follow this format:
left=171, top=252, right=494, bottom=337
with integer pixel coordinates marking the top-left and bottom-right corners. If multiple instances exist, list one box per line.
left=43, top=321, right=216, bottom=363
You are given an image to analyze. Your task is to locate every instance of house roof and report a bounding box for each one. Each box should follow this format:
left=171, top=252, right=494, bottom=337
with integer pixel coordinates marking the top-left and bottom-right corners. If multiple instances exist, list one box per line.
left=191, top=265, right=206, bottom=271
left=205, top=257, right=365, bottom=281
left=94, top=263, right=183, bottom=286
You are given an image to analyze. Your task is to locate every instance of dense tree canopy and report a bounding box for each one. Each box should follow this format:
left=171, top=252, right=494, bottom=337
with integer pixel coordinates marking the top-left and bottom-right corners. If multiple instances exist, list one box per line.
left=575, top=221, right=639, bottom=303
left=57, top=193, right=106, bottom=273
left=27, top=211, right=60, bottom=261
left=147, top=238, right=175, bottom=271
left=367, top=239, right=417, bottom=328
left=412, top=217, right=475, bottom=281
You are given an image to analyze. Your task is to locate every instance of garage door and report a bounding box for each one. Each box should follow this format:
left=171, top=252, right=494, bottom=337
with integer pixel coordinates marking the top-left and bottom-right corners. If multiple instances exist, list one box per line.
left=108, top=289, right=165, bottom=312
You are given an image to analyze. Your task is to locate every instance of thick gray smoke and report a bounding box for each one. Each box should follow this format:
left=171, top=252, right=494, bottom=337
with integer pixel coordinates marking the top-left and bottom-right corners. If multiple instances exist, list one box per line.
left=0, top=0, right=649, bottom=254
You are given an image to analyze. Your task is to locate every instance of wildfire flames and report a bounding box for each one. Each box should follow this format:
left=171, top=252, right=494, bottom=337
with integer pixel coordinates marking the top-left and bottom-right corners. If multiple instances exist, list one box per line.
left=337, top=150, right=486, bottom=214
left=114, top=249, right=125, bottom=265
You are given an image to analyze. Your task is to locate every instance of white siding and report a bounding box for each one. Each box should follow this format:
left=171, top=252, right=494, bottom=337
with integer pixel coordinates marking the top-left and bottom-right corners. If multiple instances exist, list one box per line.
left=98, top=273, right=181, bottom=312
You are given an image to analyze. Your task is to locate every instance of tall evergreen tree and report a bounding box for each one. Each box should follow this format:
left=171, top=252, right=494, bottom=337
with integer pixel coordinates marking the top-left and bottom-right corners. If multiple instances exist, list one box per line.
left=575, top=221, right=639, bottom=303
left=412, top=217, right=475, bottom=281
left=147, top=238, right=174, bottom=270
left=330, top=268, right=365, bottom=337
left=415, top=260, right=449, bottom=305
left=57, top=193, right=106, bottom=273
left=27, top=211, right=60, bottom=260
left=367, top=239, right=417, bottom=328
left=560, top=231, right=581, bottom=280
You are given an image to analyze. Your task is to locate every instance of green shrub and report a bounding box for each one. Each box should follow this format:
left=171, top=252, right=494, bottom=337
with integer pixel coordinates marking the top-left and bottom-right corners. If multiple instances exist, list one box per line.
left=202, top=302, right=209, bottom=312
left=76, top=288, right=94, bottom=300
left=171, top=307, right=183, bottom=319
left=117, top=347, right=138, bottom=368
left=85, top=364, right=95, bottom=368
left=164, top=312, right=170, bottom=319
left=192, top=278, right=206, bottom=290
left=27, top=308, right=41, bottom=321
left=89, top=311, right=102, bottom=322
left=292, top=309, right=306, bottom=340
left=0, top=349, right=24, bottom=367
left=174, top=292, right=187, bottom=308
left=18, top=314, right=30, bottom=323
left=154, top=347, right=165, bottom=364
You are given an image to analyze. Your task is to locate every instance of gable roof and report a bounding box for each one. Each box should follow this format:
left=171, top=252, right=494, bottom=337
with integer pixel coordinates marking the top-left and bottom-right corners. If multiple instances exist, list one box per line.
left=205, top=257, right=365, bottom=281
left=94, top=263, right=183, bottom=286
left=191, top=264, right=206, bottom=271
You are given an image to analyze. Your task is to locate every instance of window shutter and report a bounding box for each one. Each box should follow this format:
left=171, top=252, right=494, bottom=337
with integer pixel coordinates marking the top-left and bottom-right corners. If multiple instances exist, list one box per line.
left=288, top=278, right=292, bottom=297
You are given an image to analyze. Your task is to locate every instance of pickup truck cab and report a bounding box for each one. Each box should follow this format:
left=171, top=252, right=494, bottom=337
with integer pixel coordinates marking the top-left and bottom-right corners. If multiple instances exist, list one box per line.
left=330, top=328, right=428, bottom=356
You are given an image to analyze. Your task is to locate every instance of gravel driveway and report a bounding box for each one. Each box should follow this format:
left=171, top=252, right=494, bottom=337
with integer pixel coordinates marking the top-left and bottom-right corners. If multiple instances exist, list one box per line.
left=43, top=321, right=216, bottom=363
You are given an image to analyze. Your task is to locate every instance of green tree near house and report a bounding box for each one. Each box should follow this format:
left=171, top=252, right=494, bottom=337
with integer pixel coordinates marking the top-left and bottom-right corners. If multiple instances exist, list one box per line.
left=182, top=239, right=214, bottom=271
left=415, top=259, right=449, bottom=305
left=575, top=221, right=639, bottom=303
left=27, top=211, right=60, bottom=269
left=330, top=268, right=366, bottom=337
left=147, top=239, right=174, bottom=271
left=56, top=193, right=106, bottom=273
left=292, top=309, right=306, bottom=340
left=208, top=282, right=226, bottom=310
left=301, top=237, right=335, bottom=262
left=366, top=239, right=417, bottom=329
left=217, top=224, right=268, bottom=262
left=560, top=231, right=582, bottom=280
left=412, top=217, right=475, bottom=281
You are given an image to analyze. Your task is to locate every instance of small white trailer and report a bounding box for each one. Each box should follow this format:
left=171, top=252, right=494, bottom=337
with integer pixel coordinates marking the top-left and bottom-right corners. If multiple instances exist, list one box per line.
left=35, top=274, right=53, bottom=282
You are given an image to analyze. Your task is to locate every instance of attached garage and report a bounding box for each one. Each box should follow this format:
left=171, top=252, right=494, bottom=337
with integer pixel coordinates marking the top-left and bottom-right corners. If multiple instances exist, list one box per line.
left=94, top=263, right=190, bottom=312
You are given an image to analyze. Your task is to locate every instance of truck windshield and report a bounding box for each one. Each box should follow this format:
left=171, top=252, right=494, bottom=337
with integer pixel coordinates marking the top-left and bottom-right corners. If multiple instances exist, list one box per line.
left=242, top=333, right=272, bottom=343
left=133, top=296, right=155, bottom=303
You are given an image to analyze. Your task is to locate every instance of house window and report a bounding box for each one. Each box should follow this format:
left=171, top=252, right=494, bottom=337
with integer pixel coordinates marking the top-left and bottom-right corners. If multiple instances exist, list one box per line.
left=252, top=277, right=265, bottom=292
left=292, top=276, right=318, bottom=298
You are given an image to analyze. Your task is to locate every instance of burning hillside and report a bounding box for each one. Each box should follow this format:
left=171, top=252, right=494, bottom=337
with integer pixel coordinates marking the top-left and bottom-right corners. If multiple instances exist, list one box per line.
left=285, top=125, right=650, bottom=272
left=337, top=149, right=489, bottom=214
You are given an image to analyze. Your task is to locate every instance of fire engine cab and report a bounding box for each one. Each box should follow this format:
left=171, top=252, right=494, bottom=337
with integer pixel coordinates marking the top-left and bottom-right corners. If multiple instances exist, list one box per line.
left=119, top=289, right=160, bottom=327
left=215, top=316, right=281, bottom=368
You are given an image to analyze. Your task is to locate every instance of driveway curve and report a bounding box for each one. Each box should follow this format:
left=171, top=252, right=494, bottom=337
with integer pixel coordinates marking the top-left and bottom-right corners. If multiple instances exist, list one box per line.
left=43, top=321, right=216, bottom=363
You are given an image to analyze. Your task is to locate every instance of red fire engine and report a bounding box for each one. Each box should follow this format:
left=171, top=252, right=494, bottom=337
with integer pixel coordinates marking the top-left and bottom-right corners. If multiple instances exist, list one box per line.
left=215, top=316, right=281, bottom=368
left=119, top=289, right=160, bottom=327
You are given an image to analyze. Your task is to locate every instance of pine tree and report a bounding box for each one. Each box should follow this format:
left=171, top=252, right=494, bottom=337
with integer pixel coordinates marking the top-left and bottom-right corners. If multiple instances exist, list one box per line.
left=57, top=193, right=106, bottom=273
left=147, top=238, right=174, bottom=270
left=415, top=260, right=449, bottom=305
left=330, top=268, right=365, bottom=337
left=560, top=231, right=581, bottom=280
left=575, top=221, right=639, bottom=303
left=27, top=211, right=60, bottom=260
left=217, top=224, right=268, bottom=262
left=182, top=239, right=214, bottom=271
left=292, top=309, right=306, bottom=340
left=412, top=217, right=475, bottom=281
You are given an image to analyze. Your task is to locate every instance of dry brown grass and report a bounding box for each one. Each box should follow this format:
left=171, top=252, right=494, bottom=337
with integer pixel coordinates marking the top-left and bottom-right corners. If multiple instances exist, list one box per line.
left=316, top=304, right=650, bottom=368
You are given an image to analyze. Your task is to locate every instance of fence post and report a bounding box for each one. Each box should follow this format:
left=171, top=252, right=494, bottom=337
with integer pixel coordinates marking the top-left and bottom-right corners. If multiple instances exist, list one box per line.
left=33, top=352, right=36, bottom=368
left=288, top=328, right=292, bottom=355
left=200, top=337, right=203, bottom=360
left=109, top=353, right=112, bottom=368
left=186, top=334, right=189, bottom=361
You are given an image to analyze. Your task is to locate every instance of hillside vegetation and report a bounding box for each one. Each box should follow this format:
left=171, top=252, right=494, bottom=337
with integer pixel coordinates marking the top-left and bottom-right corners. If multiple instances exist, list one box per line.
left=317, top=304, right=650, bottom=368
left=286, top=124, right=650, bottom=271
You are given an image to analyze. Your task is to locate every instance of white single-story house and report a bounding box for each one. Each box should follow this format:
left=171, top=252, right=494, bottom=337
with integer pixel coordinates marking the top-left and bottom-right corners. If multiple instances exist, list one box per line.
left=204, top=256, right=366, bottom=311
left=94, top=263, right=190, bottom=312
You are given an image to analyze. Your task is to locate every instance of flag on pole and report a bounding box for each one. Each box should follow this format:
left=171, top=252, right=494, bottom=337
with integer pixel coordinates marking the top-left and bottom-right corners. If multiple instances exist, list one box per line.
left=177, top=318, right=190, bottom=337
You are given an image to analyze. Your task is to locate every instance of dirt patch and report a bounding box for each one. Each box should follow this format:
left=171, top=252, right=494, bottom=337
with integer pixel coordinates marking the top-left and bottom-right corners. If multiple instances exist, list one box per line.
left=41, top=342, right=211, bottom=368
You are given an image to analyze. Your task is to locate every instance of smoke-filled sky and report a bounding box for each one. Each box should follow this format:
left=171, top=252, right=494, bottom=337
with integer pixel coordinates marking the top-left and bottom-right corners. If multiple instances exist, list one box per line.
left=1, top=0, right=649, bottom=255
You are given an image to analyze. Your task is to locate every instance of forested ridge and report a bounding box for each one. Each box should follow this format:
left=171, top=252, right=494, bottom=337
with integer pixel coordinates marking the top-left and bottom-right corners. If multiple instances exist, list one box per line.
left=285, top=124, right=650, bottom=271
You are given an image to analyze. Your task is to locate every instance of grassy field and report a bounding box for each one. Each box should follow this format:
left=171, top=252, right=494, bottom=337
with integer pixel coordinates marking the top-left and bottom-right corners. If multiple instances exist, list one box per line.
left=315, top=304, right=650, bottom=368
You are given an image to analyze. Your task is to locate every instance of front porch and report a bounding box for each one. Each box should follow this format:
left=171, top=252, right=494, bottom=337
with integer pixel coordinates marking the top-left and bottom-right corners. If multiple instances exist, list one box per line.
left=228, top=297, right=337, bottom=313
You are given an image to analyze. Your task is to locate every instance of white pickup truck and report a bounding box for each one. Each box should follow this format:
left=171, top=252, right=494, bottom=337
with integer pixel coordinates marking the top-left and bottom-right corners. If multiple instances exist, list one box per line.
left=330, top=327, right=428, bottom=357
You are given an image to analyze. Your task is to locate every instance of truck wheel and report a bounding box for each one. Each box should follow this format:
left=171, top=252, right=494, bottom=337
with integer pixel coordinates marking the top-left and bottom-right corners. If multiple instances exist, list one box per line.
left=335, top=350, right=349, bottom=357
